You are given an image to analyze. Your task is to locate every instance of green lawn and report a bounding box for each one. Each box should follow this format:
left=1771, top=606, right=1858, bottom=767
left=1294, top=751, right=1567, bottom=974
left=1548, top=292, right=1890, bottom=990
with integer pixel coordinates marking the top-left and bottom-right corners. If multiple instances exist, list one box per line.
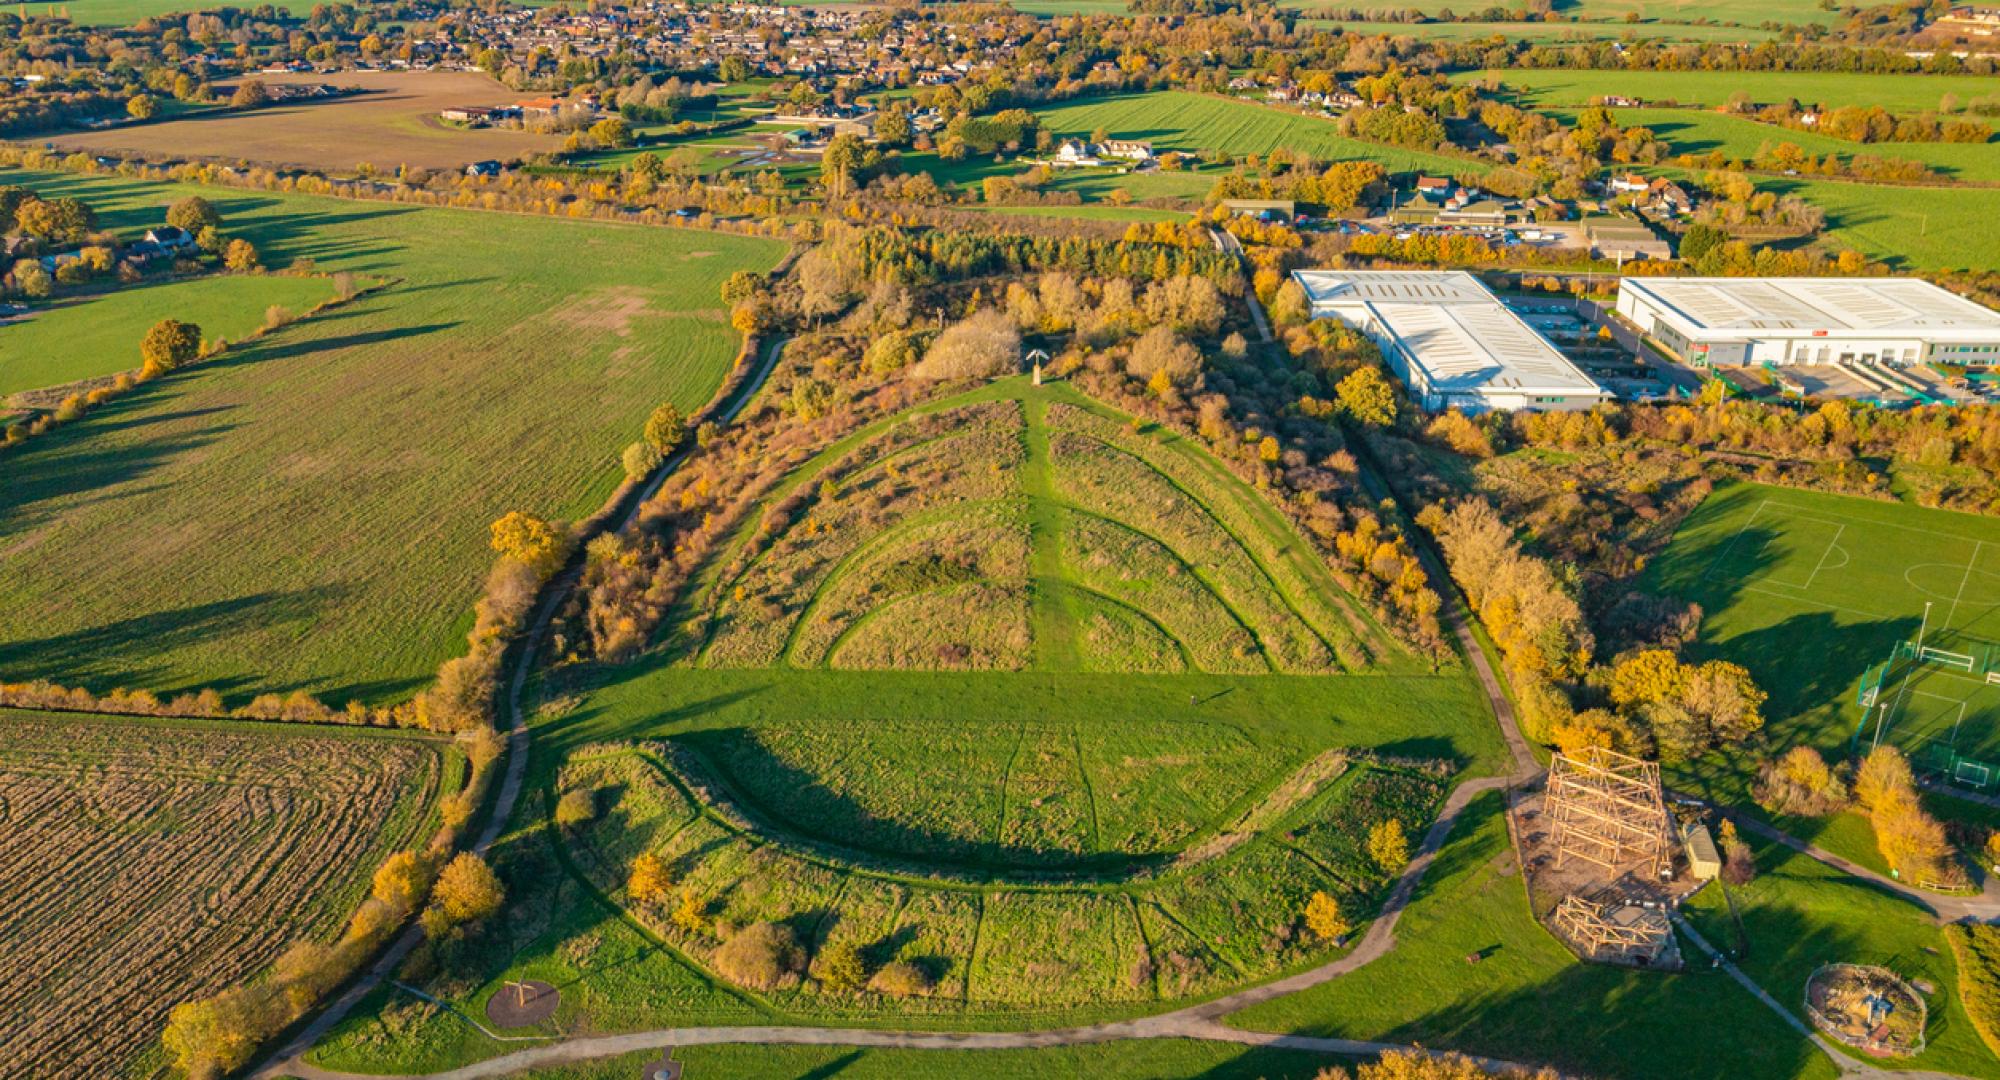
left=1227, top=793, right=1843, bottom=1080
left=0, top=167, right=784, bottom=705
left=1682, top=836, right=1998, bottom=1077
left=1, top=272, right=337, bottom=399
left=1462, top=69, right=2000, bottom=113
left=1643, top=483, right=2000, bottom=795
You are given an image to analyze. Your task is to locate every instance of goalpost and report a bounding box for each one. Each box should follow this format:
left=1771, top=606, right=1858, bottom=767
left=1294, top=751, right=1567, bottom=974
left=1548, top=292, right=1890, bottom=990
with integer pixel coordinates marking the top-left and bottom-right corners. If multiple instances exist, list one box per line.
left=1956, top=760, right=1993, bottom=789
left=1919, top=646, right=1976, bottom=671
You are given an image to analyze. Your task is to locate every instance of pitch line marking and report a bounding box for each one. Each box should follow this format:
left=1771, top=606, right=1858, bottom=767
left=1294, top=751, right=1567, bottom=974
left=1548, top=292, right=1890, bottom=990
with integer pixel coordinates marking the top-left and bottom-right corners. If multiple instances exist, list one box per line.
left=1740, top=583, right=1895, bottom=623
left=1800, top=525, right=1847, bottom=591
left=1945, top=540, right=1985, bottom=637
left=1705, top=499, right=1770, bottom=580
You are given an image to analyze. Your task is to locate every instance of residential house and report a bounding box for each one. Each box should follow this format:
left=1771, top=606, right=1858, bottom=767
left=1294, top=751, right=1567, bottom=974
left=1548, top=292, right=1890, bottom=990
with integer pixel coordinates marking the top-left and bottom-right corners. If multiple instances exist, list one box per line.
left=1051, top=139, right=1104, bottom=167
left=1608, top=172, right=1651, bottom=195
left=465, top=160, right=503, bottom=177
left=143, top=226, right=199, bottom=253
left=1099, top=139, right=1153, bottom=162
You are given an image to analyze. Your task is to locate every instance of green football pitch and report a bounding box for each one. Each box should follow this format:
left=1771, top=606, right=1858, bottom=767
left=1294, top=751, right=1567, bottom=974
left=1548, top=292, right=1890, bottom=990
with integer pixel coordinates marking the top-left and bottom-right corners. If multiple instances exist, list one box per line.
left=1648, top=483, right=2000, bottom=775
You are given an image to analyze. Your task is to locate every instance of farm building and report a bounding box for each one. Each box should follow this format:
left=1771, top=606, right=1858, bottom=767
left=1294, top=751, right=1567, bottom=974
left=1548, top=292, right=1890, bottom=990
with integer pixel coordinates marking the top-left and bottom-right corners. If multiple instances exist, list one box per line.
left=1616, top=276, right=2000, bottom=368
left=1292, top=269, right=1609, bottom=413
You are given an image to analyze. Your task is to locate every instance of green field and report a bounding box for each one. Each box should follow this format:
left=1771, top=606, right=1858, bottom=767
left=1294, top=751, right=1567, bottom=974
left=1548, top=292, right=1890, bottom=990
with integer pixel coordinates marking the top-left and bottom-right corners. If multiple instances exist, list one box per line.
left=1030, top=92, right=1485, bottom=175
left=1576, top=107, right=2000, bottom=183
left=1464, top=69, right=2000, bottom=113
left=1, top=272, right=338, bottom=399
left=1763, top=177, right=2000, bottom=272
left=1644, top=483, right=2000, bottom=784
left=1302, top=18, right=1781, bottom=40
left=1227, top=794, right=1843, bottom=1080
left=9, top=0, right=283, bottom=24
left=0, top=167, right=784, bottom=705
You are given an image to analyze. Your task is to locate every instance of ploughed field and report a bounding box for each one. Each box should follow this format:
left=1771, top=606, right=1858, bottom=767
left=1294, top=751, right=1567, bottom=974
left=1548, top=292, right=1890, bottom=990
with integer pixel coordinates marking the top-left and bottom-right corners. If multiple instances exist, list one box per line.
left=0, top=709, right=451, bottom=1077
left=43, top=70, right=561, bottom=173
left=0, top=168, right=785, bottom=704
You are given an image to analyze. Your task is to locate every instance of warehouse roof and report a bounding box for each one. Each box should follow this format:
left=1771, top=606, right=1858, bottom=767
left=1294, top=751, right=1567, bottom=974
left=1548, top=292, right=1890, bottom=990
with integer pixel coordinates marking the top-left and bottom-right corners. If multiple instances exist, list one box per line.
left=1292, top=270, right=1605, bottom=399
left=1619, top=276, right=2000, bottom=339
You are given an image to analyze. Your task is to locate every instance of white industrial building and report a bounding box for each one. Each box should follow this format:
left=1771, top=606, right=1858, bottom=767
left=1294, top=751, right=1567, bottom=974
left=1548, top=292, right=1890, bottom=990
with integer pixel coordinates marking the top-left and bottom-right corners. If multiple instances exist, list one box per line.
left=1291, top=269, right=1609, bottom=413
left=1616, top=276, right=2000, bottom=368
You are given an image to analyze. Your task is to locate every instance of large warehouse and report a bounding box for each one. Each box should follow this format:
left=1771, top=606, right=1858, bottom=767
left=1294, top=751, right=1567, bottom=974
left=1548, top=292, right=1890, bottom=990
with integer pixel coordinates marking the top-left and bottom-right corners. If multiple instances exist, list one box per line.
left=1291, top=269, right=1609, bottom=413
left=1616, top=276, right=2000, bottom=368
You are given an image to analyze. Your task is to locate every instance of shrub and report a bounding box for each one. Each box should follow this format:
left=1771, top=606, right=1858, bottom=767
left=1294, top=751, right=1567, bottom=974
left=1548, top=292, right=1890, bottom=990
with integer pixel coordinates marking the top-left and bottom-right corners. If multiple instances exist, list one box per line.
left=1303, top=890, right=1350, bottom=941
left=868, top=959, right=935, bottom=997
left=1755, top=746, right=1849, bottom=816
left=816, top=938, right=868, bottom=991
left=711, top=922, right=804, bottom=991
left=909, top=308, right=1019, bottom=380
left=1946, top=923, right=2000, bottom=1058
left=626, top=852, right=672, bottom=905
left=1368, top=818, right=1410, bottom=871
left=555, top=788, right=595, bottom=828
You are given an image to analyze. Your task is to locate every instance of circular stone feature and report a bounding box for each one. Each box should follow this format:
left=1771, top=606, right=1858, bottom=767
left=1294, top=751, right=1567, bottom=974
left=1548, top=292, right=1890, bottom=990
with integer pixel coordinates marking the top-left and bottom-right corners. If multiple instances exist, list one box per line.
left=484, top=979, right=559, bottom=1027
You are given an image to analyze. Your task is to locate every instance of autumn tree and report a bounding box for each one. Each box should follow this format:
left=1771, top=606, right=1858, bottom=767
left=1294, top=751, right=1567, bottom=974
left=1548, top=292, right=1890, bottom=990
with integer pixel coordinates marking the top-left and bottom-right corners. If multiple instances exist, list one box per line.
left=428, top=851, right=504, bottom=930
left=161, top=988, right=271, bottom=1080
left=168, top=195, right=220, bottom=234
left=1855, top=744, right=1916, bottom=814
left=713, top=921, right=805, bottom=990
left=127, top=93, right=158, bottom=120
left=1335, top=366, right=1397, bottom=427
left=1303, top=890, right=1350, bottom=941
left=588, top=116, right=634, bottom=148
left=223, top=238, right=260, bottom=271
left=627, top=852, right=672, bottom=905
left=371, top=850, right=427, bottom=911
left=1321, top=1048, right=1561, bottom=1080
left=643, top=402, right=687, bottom=454
left=1368, top=819, right=1411, bottom=871
left=140, top=318, right=202, bottom=377
left=230, top=79, right=270, bottom=108
left=489, top=510, right=566, bottom=578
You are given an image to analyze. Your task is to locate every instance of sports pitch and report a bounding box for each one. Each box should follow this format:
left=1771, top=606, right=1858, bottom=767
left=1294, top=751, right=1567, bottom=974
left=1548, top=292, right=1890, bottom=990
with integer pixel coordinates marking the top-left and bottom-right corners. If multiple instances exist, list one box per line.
left=1647, top=483, right=2000, bottom=773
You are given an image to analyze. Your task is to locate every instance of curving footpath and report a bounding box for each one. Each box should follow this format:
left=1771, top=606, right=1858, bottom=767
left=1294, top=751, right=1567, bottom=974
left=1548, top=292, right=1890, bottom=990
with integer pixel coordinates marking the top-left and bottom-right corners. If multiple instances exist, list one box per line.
left=264, top=501, right=1542, bottom=1079
left=256, top=332, right=1976, bottom=1080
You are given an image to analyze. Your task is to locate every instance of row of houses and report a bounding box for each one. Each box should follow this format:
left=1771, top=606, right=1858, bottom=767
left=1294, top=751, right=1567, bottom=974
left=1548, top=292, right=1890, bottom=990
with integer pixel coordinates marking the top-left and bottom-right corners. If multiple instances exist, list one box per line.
left=1045, top=139, right=1156, bottom=168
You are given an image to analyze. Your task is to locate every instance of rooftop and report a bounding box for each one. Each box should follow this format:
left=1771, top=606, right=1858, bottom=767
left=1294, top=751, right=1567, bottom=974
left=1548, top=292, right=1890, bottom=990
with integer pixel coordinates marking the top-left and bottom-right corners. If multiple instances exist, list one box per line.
left=1293, top=270, right=1605, bottom=399
left=1620, top=277, right=2000, bottom=339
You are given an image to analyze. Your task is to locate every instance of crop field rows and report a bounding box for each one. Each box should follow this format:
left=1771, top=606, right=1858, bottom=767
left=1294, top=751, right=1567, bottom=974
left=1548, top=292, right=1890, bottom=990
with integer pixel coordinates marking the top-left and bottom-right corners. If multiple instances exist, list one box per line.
left=0, top=709, right=447, bottom=1077
left=557, top=743, right=1445, bottom=1009
left=1645, top=483, right=2000, bottom=767
left=693, top=385, right=1382, bottom=677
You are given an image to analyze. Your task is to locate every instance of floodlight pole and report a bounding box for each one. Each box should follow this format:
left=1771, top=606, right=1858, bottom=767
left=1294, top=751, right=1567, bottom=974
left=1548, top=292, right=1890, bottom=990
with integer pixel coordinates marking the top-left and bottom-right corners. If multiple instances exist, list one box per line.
left=1872, top=701, right=1889, bottom=753
left=1917, top=601, right=1933, bottom=658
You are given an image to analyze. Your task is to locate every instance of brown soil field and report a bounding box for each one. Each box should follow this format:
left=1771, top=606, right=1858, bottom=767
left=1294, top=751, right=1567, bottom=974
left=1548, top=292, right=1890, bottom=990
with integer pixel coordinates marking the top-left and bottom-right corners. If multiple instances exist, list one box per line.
left=44, top=69, right=560, bottom=172
left=0, top=709, right=447, bottom=1076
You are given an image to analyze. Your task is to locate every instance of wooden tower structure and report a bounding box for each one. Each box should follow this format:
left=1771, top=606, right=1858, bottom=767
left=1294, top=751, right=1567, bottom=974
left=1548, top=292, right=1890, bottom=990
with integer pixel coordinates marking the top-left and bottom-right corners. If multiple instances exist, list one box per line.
left=1545, top=746, right=1671, bottom=875
left=1552, top=894, right=1670, bottom=962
